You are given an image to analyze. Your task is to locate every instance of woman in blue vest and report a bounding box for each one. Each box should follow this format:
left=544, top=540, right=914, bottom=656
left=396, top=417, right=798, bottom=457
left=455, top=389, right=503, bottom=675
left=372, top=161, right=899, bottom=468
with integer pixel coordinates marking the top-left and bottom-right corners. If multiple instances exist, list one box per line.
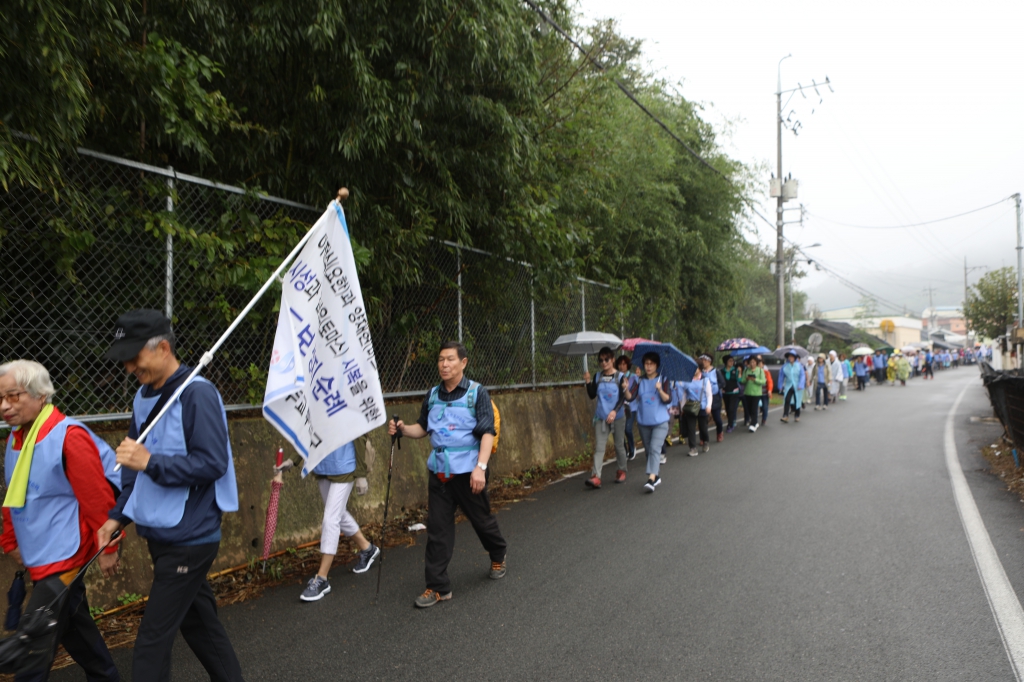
left=699, top=354, right=725, bottom=442
left=299, top=440, right=380, bottom=602
left=629, top=351, right=672, bottom=492
left=616, top=356, right=639, bottom=461
left=779, top=350, right=806, bottom=423
left=0, top=360, right=120, bottom=682
left=582, top=347, right=629, bottom=488
left=676, top=367, right=711, bottom=457
left=388, top=341, right=506, bottom=609
left=97, top=309, right=244, bottom=682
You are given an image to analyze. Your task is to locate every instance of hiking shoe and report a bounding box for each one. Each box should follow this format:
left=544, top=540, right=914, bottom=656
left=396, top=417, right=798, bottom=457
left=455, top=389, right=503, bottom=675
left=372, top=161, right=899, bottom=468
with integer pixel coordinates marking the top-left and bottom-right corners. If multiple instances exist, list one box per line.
left=585, top=475, right=601, bottom=489
left=300, top=576, right=331, bottom=602
left=717, top=433, right=723, bottom=442
left=643, top=476, right=661, bottom=492
left=615, top=469, right=627, bottom=484
left=795, top=417, right=800, bottom=422
left=688, top=448, right=698, bottom=457
left=352, top=543, right=380, bottom=574
left=627, top=449, right=637, bottom=461
left=414, top=589, right=452, bottom=608
left=702, top=443, right=710, bottom=453
left=489, top=560, right=507, bottom=580
left=780, top=417, right=789, bottom=423
left=659, top=454, right=667, bottom=465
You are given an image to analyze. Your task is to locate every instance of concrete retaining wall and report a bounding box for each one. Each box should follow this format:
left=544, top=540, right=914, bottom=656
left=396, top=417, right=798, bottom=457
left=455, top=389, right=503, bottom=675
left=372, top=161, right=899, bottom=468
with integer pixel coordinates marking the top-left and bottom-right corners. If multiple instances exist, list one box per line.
left=0, top=385, right=601, bottom=609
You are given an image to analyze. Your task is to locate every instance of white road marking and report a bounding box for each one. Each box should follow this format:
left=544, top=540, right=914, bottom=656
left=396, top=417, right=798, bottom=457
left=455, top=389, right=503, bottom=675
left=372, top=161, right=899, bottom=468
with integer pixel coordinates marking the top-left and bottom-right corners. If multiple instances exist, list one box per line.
left=946, top=381, right=1024, bottom=679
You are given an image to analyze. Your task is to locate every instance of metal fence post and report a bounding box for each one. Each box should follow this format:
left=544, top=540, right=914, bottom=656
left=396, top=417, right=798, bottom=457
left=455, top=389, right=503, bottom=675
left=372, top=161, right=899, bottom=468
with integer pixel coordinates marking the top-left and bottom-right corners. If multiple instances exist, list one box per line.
left=457, top=247, right=463, bottom=343
left=530, top=284, right=536, bottom=389
left=581, top=279, right=587, bottom=373
left=165, top=167, right=174, bottom=320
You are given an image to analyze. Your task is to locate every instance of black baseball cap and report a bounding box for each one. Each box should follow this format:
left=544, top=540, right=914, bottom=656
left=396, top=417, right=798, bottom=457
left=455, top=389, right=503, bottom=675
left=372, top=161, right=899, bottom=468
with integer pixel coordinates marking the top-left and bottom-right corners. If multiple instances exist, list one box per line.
left=103, top=309, right=172, bottom=362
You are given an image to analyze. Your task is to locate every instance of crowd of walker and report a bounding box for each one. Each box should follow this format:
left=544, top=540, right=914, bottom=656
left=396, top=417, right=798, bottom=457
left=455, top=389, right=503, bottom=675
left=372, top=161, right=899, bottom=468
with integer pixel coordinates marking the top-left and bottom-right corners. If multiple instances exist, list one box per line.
left=0, top=307, right=992, bottom=680
left=579, top=344, right=990, bottom=494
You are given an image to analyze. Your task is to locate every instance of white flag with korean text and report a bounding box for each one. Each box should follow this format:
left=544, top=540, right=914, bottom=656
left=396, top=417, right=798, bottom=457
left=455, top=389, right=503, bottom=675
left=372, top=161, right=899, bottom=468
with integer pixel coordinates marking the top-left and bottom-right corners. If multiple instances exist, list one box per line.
left=262, top=201, right=385, bottom=476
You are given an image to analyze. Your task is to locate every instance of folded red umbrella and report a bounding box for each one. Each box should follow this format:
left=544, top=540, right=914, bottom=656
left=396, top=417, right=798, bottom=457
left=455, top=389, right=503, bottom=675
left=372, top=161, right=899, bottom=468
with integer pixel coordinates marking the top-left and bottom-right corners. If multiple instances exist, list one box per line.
left=622, top=338, right=659, bottom=352
left=262, top=448, right=285, bottom=563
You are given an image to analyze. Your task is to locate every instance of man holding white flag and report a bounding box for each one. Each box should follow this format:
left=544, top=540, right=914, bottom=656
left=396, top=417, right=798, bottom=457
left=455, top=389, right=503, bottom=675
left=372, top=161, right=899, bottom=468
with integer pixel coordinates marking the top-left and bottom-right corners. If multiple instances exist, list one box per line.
left=263, top=201, right=386, bottom=474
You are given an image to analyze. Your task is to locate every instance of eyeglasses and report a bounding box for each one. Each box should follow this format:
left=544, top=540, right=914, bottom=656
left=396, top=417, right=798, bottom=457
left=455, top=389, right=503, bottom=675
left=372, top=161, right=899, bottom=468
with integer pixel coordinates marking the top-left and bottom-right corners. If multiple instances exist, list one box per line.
left=599, top=357, right=613, bottom=363
left=0, top=391, right=27, bottom=405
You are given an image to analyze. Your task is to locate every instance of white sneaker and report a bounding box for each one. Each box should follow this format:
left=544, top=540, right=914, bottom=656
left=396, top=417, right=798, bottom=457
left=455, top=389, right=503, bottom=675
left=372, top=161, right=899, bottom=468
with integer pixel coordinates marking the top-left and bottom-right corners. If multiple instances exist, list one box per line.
left=752, top=424, right=759, bottom=432
left=659, top=454, right=667, bottom=465
left=688, top=449, right=698, bottom=457
left=702, top=443, right=710, bottom=453
left=748, top=425, right=755, bottom=432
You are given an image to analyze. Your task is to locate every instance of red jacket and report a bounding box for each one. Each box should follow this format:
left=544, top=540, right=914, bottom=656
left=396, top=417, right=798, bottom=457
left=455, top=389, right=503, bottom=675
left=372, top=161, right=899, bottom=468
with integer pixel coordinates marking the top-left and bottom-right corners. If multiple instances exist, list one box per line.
left=1, top=408, right=117, bottom=581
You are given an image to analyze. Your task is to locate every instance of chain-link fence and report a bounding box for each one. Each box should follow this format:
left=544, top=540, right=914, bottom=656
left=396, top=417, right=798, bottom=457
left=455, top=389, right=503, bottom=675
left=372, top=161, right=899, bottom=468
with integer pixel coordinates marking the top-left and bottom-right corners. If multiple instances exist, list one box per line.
left=1, top=148, right=635, bottom=422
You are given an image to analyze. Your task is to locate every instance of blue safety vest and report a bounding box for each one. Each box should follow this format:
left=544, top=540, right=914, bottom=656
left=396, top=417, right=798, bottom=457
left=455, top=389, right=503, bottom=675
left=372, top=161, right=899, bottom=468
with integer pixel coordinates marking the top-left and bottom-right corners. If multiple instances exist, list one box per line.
left=635, top=376, right=669, bottom=426
left=706, top=369, right=720, bottom=396
left=312, top=441, right=357, bottom=476
left=4, top=416, right=120, bottom=567
left=426, top=381, right=482, bottom=477
left=594, top=372, right=624, bottom=422
left=626, top=376, right=640, bottom=412
left=121, top=378, right=238, bottom=529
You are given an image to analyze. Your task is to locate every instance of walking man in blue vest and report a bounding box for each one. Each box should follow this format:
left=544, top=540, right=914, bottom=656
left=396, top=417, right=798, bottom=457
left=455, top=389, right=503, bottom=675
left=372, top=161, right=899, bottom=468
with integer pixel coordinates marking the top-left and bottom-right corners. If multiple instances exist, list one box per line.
left=388, top=341, right=507, bottom=609
left=96, top=309, right=244, bottom=682
left=0, top=360, right=121, bottom=682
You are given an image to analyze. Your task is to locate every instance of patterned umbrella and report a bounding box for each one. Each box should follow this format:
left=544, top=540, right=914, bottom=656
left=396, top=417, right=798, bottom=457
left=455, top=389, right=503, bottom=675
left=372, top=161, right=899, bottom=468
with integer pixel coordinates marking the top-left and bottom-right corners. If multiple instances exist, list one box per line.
left=729, top=346, right=772, bottom=359
left=622, top=338, right=659, bottom=352
left=717, top=338, right=760, bottom=351
left=262, top=448, right=285, bottom=564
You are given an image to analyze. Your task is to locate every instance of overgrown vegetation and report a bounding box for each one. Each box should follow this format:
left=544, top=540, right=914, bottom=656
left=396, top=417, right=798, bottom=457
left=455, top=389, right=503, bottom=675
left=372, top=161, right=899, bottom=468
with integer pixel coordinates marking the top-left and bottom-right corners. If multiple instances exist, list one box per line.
left=2, top=0, right=800, bottom=355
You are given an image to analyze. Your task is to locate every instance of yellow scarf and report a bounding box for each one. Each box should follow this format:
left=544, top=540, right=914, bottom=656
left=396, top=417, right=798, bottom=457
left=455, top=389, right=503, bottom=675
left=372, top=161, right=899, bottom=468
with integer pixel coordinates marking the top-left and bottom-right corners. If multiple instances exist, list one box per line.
left=3, top=404, right=55, bottom=509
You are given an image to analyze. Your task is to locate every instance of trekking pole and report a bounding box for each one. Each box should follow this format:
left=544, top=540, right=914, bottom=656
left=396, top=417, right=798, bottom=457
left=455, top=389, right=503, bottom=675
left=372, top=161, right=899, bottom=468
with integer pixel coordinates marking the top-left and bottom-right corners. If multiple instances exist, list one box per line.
left=375, top=415, right=401, bottom=599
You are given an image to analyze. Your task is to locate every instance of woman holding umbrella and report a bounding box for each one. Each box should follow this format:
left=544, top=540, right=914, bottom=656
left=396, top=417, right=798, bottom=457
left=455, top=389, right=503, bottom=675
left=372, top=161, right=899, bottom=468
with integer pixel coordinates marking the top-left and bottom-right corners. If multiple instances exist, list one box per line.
left=631, top=351, right=672, bottom=492
left=720, top=355, right=741, bottom=433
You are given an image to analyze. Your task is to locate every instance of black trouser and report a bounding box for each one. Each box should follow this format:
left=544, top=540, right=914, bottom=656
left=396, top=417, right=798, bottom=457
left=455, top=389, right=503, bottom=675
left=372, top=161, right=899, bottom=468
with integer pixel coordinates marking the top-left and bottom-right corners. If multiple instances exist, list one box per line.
left=742, top=395, right=760, bottom=427
left=132, top=541, right=243, bottom=682
left=782, top=388, right=801, bottom=419
left=856, top=375, right=866, bottom=390
left=709, top=394, right=723, bottom=436
left=815, top=382, right=828, bottom=406
left=760, top=393, right=770, bottom=423
left=723, top=394, right=740, bottom=428
left=426, top=471, right=507, bottom=594
left=875, top=368, right=886, bottom=384
left=681, top=410, right=709, bottom=449
left=14, top=572, right=119, bottom=682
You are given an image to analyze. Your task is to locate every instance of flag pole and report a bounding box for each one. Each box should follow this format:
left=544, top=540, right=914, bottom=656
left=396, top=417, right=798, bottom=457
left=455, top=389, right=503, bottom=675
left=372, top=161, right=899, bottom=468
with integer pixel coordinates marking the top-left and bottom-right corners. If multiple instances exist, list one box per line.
left=115, top=188, right=350, bottom=470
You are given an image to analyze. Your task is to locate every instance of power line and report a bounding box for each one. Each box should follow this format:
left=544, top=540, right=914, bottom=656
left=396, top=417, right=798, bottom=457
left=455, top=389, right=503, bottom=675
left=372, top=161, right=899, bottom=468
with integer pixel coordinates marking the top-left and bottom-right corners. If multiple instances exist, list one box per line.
left=749, top=207, right=908, bottom=314
left=807, top=197, right=1011, bottom=229
left=521, top=0, right=726, bottom=179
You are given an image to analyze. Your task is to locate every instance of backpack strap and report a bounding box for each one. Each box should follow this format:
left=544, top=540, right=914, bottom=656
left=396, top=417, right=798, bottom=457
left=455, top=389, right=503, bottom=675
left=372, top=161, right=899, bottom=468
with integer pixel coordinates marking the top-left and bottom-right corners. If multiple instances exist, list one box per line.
left=466, top=381, right=478, bottom=416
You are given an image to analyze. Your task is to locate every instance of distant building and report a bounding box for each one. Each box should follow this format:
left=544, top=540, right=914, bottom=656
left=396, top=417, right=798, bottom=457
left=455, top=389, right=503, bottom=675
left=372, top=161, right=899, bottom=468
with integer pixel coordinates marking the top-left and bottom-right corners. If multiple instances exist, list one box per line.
left=921, top=306, right=966, bottom=335
left=795, top=311, right=923, bottom=351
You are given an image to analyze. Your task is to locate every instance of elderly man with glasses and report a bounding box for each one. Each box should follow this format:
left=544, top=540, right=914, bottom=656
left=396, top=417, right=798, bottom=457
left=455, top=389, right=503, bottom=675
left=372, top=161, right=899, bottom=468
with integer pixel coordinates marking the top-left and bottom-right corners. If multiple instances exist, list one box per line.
left=0, top=360, right=121, bottom=682
left=581, top=346, right=630, bottom=488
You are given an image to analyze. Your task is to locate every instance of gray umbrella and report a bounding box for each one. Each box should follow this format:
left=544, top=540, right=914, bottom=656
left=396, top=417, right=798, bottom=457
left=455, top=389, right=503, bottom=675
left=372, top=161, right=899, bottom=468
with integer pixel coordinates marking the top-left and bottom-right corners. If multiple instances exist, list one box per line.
left=548, top=332, right=623, bottom=356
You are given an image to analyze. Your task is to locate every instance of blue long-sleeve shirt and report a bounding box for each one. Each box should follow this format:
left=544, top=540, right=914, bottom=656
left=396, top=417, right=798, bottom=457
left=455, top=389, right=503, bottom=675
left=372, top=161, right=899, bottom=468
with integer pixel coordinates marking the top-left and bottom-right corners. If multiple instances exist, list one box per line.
left=110, top=365, right=230, bottom=545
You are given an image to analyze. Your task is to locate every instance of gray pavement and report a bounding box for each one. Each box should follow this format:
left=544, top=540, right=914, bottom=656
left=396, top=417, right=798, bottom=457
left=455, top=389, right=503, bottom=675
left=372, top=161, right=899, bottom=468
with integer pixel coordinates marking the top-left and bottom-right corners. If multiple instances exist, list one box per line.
left=53, top=368, right=1021, bottom=681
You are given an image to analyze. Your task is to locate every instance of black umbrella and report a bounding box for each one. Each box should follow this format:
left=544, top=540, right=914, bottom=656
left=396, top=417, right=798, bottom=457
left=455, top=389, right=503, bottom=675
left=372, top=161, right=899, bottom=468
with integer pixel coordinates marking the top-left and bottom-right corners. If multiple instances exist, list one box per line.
left=0, top=530, right=120, bottom=674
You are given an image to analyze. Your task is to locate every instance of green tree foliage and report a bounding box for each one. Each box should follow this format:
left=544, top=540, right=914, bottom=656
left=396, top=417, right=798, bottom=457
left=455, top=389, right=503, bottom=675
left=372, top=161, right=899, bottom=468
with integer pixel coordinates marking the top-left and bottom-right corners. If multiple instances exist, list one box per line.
left=2, top=0, right=801, bottom=359
left=964, top=266, right=1017, bottom=339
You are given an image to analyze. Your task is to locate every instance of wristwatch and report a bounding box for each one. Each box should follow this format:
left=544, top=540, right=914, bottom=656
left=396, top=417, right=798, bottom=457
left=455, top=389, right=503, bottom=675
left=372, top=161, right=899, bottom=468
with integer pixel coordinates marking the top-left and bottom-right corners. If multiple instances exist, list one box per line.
left=477, top=462, right=488, bottom=471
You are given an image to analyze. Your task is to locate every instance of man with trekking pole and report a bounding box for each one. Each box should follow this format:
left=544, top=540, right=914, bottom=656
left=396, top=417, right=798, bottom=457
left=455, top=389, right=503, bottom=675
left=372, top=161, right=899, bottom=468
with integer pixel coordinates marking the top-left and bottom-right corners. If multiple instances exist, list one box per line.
left=388, top=341, right=507, bottom=608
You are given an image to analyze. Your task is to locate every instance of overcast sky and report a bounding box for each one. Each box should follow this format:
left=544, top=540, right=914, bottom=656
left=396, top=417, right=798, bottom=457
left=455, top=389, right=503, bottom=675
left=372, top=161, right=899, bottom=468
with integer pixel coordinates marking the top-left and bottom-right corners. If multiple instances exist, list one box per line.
left=579, top=0, right=1023, bottom=315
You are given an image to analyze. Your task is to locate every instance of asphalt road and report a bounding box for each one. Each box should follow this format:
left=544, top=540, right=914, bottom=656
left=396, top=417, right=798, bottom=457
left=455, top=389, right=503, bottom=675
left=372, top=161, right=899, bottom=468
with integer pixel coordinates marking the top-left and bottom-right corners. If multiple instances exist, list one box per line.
left=53, top=368, right=1022, bottom=681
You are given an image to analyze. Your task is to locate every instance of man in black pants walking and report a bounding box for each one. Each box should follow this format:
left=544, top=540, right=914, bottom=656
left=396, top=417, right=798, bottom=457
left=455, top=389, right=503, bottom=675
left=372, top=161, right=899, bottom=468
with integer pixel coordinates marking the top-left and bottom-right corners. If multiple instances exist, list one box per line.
left=97, top=310, right=244, bottom=682
left=389, top=341, right=507, bottom=608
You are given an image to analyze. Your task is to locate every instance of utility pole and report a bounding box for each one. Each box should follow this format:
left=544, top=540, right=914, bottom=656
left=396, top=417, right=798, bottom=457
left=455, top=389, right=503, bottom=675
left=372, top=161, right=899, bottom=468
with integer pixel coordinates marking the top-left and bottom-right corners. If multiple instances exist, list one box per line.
left=1015, top=192, right=1023, bottom=328
left=964, top=257, right=986, bottom=340
left=773, top=57, right=832, bottom=349
left=775, top=56, right=788, bottom=351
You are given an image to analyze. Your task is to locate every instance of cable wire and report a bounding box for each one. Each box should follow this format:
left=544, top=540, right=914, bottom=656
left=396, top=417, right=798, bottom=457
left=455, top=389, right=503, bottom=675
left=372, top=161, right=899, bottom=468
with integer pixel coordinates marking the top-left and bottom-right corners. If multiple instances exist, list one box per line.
left=807, top=198, right=1011, bottom=229
left=522, top=0, right=726, bottom=179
